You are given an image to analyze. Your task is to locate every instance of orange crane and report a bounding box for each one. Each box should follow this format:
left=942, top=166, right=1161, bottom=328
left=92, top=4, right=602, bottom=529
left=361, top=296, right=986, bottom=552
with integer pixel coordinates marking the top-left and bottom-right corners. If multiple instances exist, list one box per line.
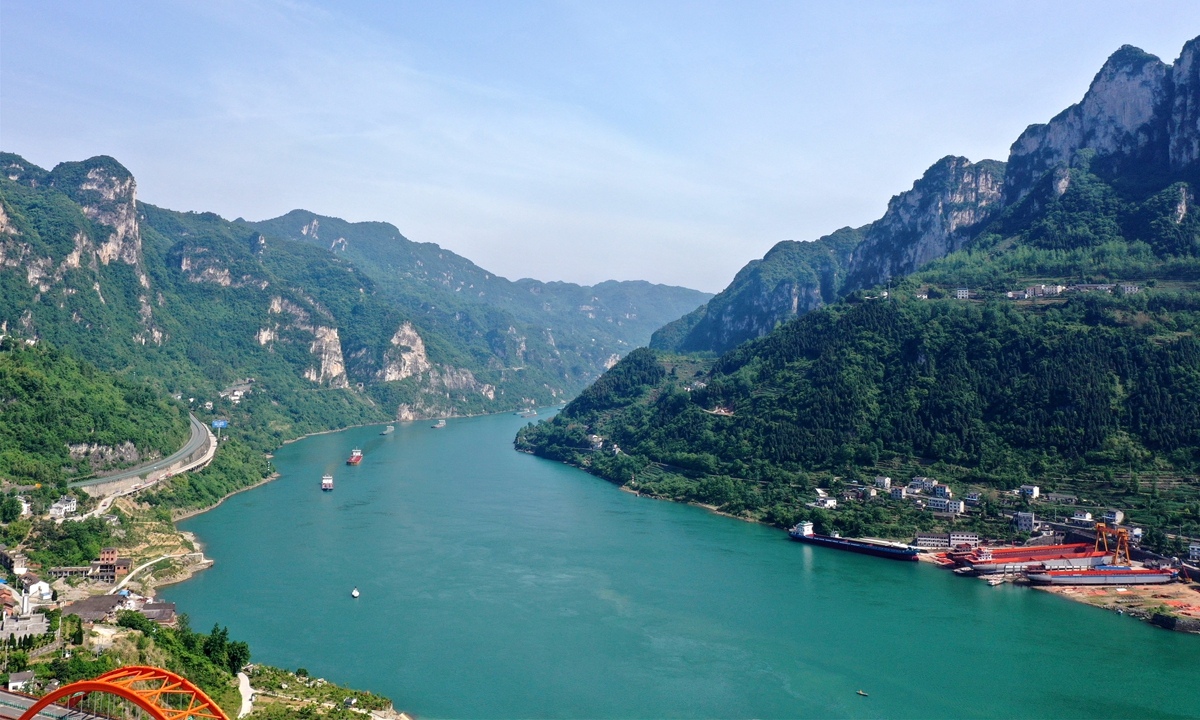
left=1094, top=523, right=1131, bottom=566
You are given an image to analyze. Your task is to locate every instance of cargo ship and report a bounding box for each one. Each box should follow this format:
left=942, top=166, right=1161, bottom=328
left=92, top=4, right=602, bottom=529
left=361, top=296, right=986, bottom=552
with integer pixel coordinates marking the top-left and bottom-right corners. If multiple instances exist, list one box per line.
left=321, top=474, right=334, bottom=491
left=1026, top=565, right=1178, bottom=585
left=955, top=544, right=1111, bottom=575
left=431, top=419, right=446, bottom=428
left=789, top=522, right=919, bottom=561
left=346, top=448, right=363, bottom=465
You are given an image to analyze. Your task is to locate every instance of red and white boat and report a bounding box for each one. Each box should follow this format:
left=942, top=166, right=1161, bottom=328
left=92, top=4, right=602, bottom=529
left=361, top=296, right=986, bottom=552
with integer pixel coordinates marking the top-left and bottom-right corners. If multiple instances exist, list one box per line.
left=346, top=448, right=363, bottom=465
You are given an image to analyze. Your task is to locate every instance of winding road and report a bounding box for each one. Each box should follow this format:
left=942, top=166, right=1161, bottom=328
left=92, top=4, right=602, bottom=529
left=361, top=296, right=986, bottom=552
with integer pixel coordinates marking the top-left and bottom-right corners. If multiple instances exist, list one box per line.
left=70, top=413, right=210, bottom=490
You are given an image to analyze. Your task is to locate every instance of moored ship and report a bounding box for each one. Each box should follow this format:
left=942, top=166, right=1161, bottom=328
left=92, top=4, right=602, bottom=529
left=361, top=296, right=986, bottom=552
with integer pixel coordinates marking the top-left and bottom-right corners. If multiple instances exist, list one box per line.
left=1026, top=565, right=1178, bottom=585
left=347, top=448, right=363, bottom=465
left=789, top=521, right=919, bottom=561
left=321, top=474, right=334, bottom=491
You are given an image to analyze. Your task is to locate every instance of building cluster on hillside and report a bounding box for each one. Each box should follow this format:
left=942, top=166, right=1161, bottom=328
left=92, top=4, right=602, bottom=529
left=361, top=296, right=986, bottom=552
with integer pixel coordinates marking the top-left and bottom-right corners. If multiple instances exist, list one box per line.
left=63, top=593, right=176, bottom=627
left=1005, top=283, right=1140, bottom=300
left=47, top=547, right=133, bottom=584
left=219, top=378, right=256, bottom=405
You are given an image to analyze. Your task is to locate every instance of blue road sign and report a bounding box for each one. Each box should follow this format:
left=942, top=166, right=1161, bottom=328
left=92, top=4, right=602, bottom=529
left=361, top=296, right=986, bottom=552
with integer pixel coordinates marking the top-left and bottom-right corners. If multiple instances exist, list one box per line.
left=212, top=420, right=228, bottom=428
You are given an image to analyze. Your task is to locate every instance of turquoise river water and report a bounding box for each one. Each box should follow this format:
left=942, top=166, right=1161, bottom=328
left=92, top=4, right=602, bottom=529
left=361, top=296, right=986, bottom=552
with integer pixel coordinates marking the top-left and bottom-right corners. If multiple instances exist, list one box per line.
left=163, top=411, right=1200, bottom=719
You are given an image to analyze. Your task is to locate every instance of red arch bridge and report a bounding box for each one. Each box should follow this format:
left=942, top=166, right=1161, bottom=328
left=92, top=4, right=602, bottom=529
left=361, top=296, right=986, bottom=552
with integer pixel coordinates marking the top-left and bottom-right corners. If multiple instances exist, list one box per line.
left=14, top=665, right=229, bottom=720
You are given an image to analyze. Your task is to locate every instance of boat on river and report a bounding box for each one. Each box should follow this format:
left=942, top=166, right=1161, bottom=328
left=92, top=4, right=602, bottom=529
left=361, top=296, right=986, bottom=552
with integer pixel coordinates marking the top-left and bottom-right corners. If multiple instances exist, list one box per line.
left=432, top=419, right=446, bottom=428
left=321, top=474, right=334, bottom=491
left=347, top=448, right=363, bottom=465
left=519, top=409, right=538, bottom=418
left=380, top=425, right=395, bottom=435
left=789, top=521, right=918, bottom=561
left=351, top=587, right=359, bottom=598
left=1026, top=565, right=1178, bottom=585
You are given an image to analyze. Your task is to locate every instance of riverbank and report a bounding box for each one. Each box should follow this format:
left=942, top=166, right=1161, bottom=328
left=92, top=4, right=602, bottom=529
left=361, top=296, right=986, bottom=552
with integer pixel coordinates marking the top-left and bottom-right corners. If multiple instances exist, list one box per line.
left=172, top=472, right=282, bottom=521
left=553, top=450, right=1200, bottom=636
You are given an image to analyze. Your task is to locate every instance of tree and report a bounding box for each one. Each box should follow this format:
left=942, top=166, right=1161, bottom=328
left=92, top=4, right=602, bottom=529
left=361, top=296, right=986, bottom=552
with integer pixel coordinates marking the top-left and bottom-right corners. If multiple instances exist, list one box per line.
left=0, top=497, right=21, bottom=524
left=7, top=651, right=28, bottom=673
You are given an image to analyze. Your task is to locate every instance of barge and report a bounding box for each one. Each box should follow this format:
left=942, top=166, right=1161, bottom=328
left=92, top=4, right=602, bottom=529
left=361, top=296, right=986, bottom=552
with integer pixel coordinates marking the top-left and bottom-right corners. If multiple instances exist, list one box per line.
left=789, top=522, right=919, bottom=561
left=1026, top=565, right=1178, bottom=585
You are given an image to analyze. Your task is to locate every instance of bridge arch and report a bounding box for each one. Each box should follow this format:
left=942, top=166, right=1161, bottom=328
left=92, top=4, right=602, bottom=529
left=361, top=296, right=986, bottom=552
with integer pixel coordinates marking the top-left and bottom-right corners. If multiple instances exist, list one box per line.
left=18, top=665, right=229, bottom=720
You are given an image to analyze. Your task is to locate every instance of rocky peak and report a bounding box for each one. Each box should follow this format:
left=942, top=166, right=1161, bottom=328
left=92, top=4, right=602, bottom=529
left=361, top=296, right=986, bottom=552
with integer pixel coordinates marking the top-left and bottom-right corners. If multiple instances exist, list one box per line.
left=1170, top=37, right=1200, bottom=168
left=1005, top=45, right=1171, bottom=203
left=48, top=156, right=145, bottom=277
left=843, top=156, right=1005, bottom=292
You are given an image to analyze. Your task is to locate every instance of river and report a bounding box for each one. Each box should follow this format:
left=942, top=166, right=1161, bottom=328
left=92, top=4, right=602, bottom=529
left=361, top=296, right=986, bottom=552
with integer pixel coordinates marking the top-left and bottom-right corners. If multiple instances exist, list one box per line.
left=162, top=411, right=1200, bottom=719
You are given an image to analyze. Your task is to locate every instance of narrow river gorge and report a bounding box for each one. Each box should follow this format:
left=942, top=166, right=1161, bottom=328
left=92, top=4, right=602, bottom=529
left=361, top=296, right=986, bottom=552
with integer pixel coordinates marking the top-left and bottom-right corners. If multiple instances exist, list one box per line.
left=162, top=411, right=1200, bottom=719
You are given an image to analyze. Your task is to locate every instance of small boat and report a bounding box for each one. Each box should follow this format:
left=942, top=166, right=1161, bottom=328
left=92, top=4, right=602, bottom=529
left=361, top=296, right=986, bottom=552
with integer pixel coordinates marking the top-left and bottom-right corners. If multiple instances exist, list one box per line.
left=986, top=576, right=1005, bottom=586
left=380, top=425, right=395, bottom=435
left=321, top=474, right=334, bottom=492
left=346, top=448, right=363, bottom=465
left=351, top=587, right=359, bottom=598
left=519, top=409, right=537, bottom=418
left=431, top=419, right=446, bottom=429
left=857, top=691, right=868, bottom=697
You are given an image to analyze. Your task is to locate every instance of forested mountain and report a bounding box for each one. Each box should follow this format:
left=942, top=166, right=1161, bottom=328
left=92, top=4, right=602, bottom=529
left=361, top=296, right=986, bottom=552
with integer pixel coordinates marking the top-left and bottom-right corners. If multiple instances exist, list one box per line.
left=519, top=36, right=1200, bottom=548
left=246, top=209, right=710, bottom=366
left=0, top=153, right=708, bottom=449
left=654, top=38, right=1200, bottom=355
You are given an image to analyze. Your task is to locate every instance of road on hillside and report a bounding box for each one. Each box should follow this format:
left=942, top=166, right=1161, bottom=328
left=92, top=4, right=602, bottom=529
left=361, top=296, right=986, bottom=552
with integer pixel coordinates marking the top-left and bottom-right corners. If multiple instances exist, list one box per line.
left=70, top=413, right=209, bottom=490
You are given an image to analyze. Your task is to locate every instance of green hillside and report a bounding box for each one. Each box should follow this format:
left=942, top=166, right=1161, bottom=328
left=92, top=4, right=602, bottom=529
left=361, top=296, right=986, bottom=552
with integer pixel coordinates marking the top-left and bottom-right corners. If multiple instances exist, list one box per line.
left=0, top=339, right=190, bottom=487
left=0, top=153, right=710, bottom=460
left=519, top=42, right=1200, bottom=553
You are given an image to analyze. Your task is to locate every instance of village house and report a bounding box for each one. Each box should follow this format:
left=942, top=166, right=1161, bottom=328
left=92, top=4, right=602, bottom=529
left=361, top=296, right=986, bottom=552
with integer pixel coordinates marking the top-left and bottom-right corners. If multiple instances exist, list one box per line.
left=1071, top=510, right=1096, bottom=528
left=1019, top=485, right=1040, bottom=499
left=48, top=496, right=77, bottom=519
left=1015, top=512, right=1037, bottom=533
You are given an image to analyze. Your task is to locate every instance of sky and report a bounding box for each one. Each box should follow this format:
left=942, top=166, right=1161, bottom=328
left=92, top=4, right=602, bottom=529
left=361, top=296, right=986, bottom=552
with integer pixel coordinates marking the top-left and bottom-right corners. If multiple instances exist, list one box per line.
left=3, top=2, right=1200, bottom=292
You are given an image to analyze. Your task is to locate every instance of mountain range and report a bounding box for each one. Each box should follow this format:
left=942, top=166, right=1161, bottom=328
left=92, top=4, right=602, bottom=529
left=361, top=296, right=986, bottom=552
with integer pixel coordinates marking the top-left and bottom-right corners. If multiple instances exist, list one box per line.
left=0, top=153, right=709, bottom=448
left=519, top=36, right=1200, bottom=550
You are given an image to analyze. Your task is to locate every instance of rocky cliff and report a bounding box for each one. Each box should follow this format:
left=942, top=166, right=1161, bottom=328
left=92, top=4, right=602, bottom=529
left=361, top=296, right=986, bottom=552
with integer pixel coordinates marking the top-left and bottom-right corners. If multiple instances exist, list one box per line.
left=1006, top=38, right=1200, bottom=202
left=654, top=156, right=1005, bottom=354
left=655, top=34, right=1200, bottom=356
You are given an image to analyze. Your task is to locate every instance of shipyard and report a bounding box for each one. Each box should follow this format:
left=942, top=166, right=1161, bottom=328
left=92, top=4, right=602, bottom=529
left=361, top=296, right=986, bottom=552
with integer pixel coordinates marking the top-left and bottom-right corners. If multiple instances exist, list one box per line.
left=787, top=473, right=1200, bottom=633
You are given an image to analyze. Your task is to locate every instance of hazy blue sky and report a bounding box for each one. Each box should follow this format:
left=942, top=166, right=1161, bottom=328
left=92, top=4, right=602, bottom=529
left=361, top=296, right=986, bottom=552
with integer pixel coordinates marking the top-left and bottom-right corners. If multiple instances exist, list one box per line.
left=4, top=2, right=1200, bottom=291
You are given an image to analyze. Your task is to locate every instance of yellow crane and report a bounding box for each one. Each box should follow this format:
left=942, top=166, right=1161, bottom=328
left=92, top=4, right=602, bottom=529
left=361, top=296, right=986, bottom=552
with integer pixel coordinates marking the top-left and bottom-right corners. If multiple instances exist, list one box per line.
left=1093, top=523, right=1131, bottom=566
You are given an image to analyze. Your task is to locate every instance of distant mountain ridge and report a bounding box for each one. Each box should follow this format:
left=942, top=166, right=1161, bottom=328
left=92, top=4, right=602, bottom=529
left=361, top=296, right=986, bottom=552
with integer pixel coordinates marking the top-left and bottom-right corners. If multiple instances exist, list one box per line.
left=654, top=36, right=1200, bottom=354
left=245, top=209, right=710, bottom=370
left=0, top=153, right=709, bottom=446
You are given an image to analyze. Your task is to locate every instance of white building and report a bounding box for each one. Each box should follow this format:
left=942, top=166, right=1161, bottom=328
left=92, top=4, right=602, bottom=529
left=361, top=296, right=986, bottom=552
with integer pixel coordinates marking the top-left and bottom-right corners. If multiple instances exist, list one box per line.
left=965, top=492, right=983, bottom=506
left=1015, top=512, right=1037, bottom=532
left=913, top=533, right=951, bottom=548
left=811, top=497, right=838, bottom=510
left=1119, top=284, right=1140, bottom=295
left=934, top=484, right=953, bottom=498
left=890, top=487, right=908, bottom=500
left=911, top=477, right=937, bottom=492
left=956, top=288, right=970, bottom=300
left=1019, top=485, right=1040, bottom=499
left=7, top=671, right=34, bottom=692
left=874, top=476, right=891, bottom=490
left=1190, top=544, right=1200, bottom=562
left=949, top=531, right=979, bottom=547
left=926, top=497, right=950, bottom=513
left=25, top=581, right=51, bottom=602
left=48, top=496, right=77, bottom=519
left=1104, top=509, right=1125, bottom=525
left=1070, top=510, right=1095, bottom=527
left=945, top=499, right=966, bottom=514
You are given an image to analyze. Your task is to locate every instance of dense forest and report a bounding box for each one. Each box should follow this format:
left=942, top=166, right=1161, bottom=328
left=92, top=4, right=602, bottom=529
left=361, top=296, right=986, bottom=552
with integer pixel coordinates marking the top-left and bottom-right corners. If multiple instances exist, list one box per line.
left=520, top=154, right=1200, bottom=550
left=0, top=340, right=190, bottom=487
